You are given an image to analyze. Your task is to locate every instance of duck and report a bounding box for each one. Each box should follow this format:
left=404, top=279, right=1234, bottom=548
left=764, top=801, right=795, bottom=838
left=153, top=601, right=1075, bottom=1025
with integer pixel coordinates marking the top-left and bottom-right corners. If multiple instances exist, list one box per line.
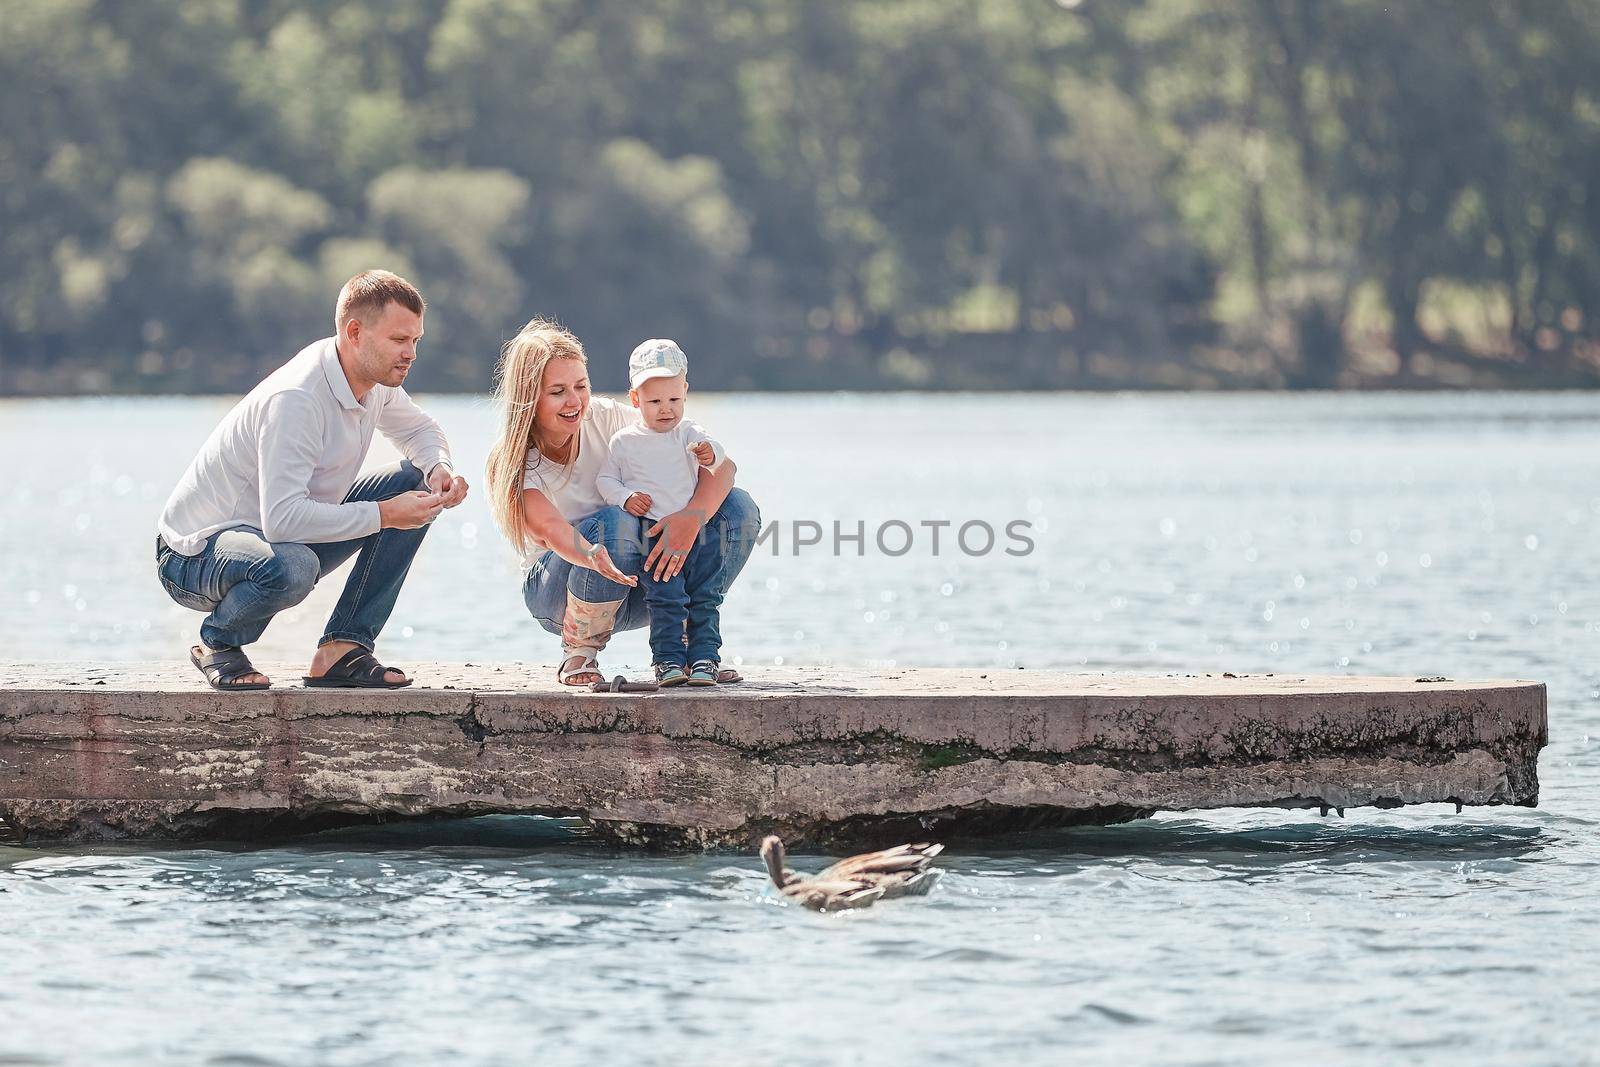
left=758, top=835, right=944, bottom=911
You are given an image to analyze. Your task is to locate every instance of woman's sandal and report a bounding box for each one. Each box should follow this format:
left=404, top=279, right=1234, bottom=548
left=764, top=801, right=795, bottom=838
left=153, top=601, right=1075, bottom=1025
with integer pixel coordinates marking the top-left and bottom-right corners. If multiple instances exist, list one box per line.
left=715, top=665, right=742, bottom=685
left=558, top=654, right=603, bottom=687
left=190, top=645, right=270, bottom=691
left=302, top=647, right=412, bottom=689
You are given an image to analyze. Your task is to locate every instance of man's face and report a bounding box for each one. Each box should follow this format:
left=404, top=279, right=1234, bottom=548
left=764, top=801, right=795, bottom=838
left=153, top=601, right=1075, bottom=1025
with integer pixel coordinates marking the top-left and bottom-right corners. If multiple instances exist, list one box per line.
left=631, top=374, right=686, bottom=431
left=352, top=303, right=424, bottom=388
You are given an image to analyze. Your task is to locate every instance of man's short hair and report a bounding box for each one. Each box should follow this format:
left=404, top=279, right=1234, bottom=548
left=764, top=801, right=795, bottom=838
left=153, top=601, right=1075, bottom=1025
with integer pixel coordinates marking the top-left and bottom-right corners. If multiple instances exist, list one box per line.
left=335, top=270, right=425, bottom=331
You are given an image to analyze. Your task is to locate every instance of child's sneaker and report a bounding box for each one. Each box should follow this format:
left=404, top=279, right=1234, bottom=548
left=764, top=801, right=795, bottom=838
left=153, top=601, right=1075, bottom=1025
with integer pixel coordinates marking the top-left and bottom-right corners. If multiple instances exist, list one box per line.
left=654, top=662, right=688, bottom=687
left=687, top=660, right=718, bottom=687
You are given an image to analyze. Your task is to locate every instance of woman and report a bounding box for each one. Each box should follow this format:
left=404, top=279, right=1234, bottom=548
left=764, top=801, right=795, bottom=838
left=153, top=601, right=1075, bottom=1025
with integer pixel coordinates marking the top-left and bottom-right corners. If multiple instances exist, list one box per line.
left=485, top=319, right=759, bottom=685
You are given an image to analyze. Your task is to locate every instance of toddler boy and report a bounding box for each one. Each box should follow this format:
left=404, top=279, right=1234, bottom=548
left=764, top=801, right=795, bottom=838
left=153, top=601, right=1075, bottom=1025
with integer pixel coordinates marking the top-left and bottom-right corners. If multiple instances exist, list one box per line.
left=596, top=339, right=727, bottom=686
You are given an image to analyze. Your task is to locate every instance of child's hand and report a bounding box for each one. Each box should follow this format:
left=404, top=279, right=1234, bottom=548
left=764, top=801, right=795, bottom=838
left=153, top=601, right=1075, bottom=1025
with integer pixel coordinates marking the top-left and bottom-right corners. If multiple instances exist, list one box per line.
left=624, top=492, right=653, bottom=517
left=690, top=441, right=716, bottom=467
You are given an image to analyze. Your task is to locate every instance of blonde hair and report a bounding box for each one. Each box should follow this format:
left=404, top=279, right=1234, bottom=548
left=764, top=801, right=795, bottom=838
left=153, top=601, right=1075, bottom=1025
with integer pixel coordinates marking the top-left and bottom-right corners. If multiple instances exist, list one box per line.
left=486, top=318, right=588, bottom=556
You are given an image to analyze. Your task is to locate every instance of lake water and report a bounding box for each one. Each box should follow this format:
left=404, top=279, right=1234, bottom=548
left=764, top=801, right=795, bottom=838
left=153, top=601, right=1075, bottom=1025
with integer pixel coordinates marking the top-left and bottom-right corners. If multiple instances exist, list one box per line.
left=1, top=392, right=1597, bottom=1064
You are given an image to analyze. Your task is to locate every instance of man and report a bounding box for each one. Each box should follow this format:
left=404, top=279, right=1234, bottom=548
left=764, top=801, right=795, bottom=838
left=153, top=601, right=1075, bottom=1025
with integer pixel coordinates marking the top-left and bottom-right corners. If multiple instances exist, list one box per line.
left=155, top=270, right=468, bottom=690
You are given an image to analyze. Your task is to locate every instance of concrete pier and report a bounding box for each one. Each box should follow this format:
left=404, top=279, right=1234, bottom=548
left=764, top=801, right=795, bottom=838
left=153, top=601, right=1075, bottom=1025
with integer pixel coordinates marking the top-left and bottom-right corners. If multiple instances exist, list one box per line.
left=0, top=663, right=1546, bottom=847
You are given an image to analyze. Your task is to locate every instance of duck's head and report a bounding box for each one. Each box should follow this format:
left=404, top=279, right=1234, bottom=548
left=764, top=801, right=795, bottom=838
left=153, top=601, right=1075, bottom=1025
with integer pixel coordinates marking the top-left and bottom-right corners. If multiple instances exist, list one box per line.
left=759, top=835, right=788, bottom=887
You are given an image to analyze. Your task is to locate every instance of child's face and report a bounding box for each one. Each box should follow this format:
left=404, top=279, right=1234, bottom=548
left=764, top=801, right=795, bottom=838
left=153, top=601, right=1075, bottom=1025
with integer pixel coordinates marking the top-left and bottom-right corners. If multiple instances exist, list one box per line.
left=630, top=374, right=686, bottom=431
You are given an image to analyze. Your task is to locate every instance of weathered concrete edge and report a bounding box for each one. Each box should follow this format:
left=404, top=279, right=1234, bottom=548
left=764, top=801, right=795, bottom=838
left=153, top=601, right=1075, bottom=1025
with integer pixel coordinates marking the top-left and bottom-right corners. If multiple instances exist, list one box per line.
left=0, top=745, right=1535, bottom=849
left=0, top=678, right=1548, bottom=848
left=0, top=681, right=1549, bottom=757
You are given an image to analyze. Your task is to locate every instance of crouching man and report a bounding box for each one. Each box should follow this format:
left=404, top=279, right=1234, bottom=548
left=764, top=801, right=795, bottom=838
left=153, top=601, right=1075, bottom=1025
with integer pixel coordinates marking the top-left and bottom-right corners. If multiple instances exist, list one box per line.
left=155, top=270, right=467, bottom=690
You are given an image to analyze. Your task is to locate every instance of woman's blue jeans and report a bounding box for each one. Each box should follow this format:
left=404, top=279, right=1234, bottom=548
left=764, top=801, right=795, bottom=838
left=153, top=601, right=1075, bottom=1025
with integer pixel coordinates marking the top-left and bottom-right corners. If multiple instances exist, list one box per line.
left=154, top=461, right=430, bottom=651
left=521, top=488, right=761, bottom=662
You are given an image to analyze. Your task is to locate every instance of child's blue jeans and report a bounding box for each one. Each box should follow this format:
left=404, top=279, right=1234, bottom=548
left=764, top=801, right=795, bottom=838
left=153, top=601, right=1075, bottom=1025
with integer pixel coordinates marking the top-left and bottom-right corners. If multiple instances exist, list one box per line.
left=642, top=532, right=726, bottom=667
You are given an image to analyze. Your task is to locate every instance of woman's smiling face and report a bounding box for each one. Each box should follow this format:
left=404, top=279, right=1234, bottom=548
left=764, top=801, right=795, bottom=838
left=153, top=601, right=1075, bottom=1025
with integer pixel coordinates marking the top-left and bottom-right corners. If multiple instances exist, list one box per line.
left=534, top=356, right=590, bottom=447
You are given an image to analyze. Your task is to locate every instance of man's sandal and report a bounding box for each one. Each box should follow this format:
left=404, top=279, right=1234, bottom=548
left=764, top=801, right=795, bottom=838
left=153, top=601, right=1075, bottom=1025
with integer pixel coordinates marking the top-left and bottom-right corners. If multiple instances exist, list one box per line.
left=558, top=654, right=603, bottom=687
left=302, top=648, right=412, bottom=689
left=190, top=645, right=270, bottom=691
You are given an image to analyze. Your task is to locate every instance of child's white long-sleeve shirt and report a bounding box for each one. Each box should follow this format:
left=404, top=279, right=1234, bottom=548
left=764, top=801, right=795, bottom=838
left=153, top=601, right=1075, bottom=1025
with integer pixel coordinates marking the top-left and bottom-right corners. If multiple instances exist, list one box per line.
left=596, top=420, right=725, bottom=521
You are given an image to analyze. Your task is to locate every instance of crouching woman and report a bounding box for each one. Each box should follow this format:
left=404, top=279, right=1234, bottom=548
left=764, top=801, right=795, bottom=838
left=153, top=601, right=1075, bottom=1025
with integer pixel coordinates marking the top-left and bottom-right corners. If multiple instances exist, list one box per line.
left=484, top=319, right=759, bottom=685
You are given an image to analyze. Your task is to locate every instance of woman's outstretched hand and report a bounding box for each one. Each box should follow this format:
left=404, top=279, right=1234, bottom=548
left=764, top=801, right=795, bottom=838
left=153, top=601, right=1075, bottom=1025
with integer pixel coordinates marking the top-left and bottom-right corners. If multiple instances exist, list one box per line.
left=645, top=508, right=707, bottom=581
left=586, top=544, right=638, bottom=587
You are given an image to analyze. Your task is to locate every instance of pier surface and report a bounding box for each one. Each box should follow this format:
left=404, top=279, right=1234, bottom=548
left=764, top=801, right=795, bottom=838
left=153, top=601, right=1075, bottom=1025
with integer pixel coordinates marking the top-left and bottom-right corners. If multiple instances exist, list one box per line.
left=0, top=663, right=1546, bottom=847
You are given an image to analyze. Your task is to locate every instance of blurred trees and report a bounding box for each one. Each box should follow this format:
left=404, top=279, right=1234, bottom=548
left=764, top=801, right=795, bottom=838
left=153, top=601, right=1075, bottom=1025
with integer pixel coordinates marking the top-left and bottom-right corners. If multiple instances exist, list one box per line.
left=2, top=0, right=1598, bottom=393
left=1130, top=0, right=1600, bottom=386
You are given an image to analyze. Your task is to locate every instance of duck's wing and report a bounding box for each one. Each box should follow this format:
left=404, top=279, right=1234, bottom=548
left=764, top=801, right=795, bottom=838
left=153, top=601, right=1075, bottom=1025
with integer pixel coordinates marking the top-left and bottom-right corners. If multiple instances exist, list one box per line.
left=784, top=877, right=884, bottom=911
left=819, top=842, right=944, bottom=880
left=874, top=867, right=943, bottom=899
left=817, top=879, right=885, bottom=911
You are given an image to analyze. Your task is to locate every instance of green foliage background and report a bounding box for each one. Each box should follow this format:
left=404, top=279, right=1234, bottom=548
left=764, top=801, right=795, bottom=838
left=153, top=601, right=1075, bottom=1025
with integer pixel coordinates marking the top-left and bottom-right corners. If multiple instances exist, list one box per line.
left=4, top=0, right=1598, bottom=393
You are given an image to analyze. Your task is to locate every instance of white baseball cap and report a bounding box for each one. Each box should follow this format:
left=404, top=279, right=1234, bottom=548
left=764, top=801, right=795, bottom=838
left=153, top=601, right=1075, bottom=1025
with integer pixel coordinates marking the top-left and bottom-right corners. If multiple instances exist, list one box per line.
left=628, top=338, right=689, bottom=389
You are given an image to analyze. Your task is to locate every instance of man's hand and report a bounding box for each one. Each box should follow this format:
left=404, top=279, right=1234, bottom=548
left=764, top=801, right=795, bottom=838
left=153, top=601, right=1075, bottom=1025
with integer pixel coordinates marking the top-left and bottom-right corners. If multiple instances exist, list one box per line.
left=427, top=465, right=470, bottom=508
left=690, top=441, right=716, bottom=467
left=379, top=489, right=445, bottom=530
left=645, top=507, right=708, bottom=581
left=624, top=492, right=652, bottom=517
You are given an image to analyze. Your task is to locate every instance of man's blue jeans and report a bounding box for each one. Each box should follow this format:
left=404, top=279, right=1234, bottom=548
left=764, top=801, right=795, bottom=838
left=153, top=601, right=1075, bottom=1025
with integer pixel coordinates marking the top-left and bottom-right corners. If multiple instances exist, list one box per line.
left=155, top=461, right=430, bottom=651
left=521, top=488, right=760, bottom=660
